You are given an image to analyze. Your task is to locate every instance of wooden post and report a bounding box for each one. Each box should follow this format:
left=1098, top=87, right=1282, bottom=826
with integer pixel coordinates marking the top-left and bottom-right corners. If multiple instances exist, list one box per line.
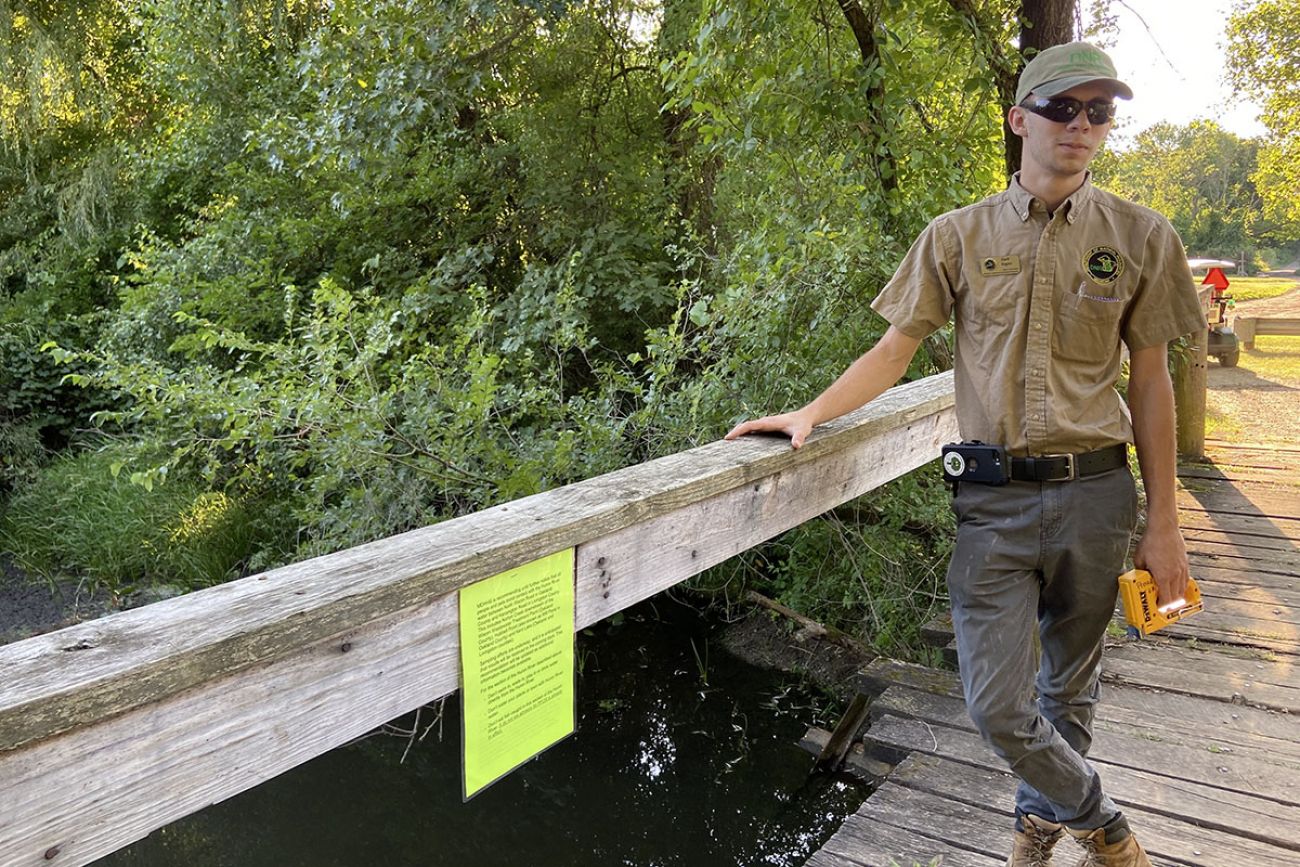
left=1237, top=317, right=1256, bottom=351
left=1173, top=328, right=1208, bottom=459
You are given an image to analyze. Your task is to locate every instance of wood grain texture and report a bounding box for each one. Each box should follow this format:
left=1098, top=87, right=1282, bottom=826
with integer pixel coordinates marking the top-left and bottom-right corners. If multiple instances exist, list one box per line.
left=574, top=408, right=956, bottom=629
left=869, top=687, right=1300, bottom=799
left=866, top=713, right=1300, bottom=849
left=886, top=752, right=1299, bottom=866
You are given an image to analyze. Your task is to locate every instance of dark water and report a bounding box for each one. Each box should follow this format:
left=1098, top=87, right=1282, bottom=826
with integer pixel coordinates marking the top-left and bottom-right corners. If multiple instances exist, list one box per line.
left=100, top=596, right=867, bottom=867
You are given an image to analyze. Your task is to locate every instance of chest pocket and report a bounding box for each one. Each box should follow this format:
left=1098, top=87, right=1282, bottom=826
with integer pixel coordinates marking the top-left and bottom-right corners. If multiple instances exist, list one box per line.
left=1053, top=287, right=1126, bottom=364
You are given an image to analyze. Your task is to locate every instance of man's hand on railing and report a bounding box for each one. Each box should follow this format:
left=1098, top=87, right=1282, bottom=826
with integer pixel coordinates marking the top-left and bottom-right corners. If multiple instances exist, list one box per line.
left=725, top=327, right=923, bottom=451
left=724, top=409, right=816, bottom=449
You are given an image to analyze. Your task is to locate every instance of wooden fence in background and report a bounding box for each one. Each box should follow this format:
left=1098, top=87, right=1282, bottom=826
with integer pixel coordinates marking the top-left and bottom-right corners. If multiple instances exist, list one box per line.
left=1236, top=316, right=1300, bottom=350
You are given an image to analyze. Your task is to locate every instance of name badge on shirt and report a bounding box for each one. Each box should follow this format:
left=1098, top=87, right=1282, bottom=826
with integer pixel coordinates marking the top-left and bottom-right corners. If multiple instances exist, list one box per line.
left=979, top=255, right=1021, bottom=276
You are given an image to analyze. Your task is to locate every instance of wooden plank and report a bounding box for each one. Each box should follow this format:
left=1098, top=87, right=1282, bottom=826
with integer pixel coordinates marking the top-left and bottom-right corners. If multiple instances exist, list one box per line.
left=865, top=652, right=1300, bottom=751
left=1192, top=576, right=1300, bottom=608
left=1188, top=546, right=1300, bottom=577
left=869, top=689, right=1300, bottom=801
left=862, top=774, right=1286, bottom=867
left=1103, top=641, right=1300, bottom=714
left=1177, top=510, right=1300, bottom=541
left=1204, top=440, right=1300, bottom=460
left=1155, top=612, right=1300, bottom=655
left=863, top=653, right=1300, bottom=742
left=1185, top=532, right=1300, bottom=560
left=574, top=407, right=956, bottom=629
left=1170, top=591, right=1300, bottom=624
left=0, top=372, right=957, bottom=754
left=854, top=782, right=1014, bottom=860
left=1176, top=489, right=1300, bottom=522
left=909, top=603, right=1300, bottom=657
left=860, top=658, right=964, bottom=699
left=1179, top=464, right=1299, bottom=486
left=1099, top=685, right=1300, bottom=754
left=882, top=675, right=1300, bottom=771
left=1174, top=320, right=1207, bottom=457
left=867, top=714, right=1300, bottom=849
left=887, top=753, right=1300, bottom=864
left=1183, top=527, right=1300, bottom=553
left=1179, top=473, right=1300, bottom=492
left=1189, top=563, right=1300, bottom=593
left=802, top=849, right=874, bottom=867
left=1179, top=470, right=1299, bottom=487
left=817, top=809, right=1004, bottom=867
left=1249, top=317, right=1300, bottom=337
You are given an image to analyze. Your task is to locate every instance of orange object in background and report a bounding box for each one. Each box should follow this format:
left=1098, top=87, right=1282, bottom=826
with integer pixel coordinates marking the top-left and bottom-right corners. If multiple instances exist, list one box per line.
left=1118, top=569, right=1204, bottom=636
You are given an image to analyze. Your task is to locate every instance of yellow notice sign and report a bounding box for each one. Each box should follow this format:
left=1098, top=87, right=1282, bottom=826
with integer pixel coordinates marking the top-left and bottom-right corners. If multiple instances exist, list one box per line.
left=459, top=548, right=575, bottom=799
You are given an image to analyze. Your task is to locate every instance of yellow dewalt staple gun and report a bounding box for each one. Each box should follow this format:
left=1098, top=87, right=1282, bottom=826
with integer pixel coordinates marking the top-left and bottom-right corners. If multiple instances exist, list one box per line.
left=1118, top=569, right=1203, bottom=636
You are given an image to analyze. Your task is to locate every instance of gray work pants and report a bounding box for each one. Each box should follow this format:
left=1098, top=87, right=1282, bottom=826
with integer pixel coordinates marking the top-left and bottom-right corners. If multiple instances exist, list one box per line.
left=947, top=465, right=1137, bottom=831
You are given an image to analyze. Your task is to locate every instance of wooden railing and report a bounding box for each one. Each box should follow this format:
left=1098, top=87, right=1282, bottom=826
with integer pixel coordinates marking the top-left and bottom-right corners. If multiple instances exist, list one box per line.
left=1236, top=316, right=1300, bottom=350
left=0, top=372, right=957, bottom=867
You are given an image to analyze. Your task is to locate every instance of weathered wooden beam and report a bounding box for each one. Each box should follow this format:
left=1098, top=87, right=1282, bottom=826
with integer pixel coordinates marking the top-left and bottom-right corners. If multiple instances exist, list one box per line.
left=1236, top=316, right=1300, bottom=350
left=0, top=373, right=957, bottom=867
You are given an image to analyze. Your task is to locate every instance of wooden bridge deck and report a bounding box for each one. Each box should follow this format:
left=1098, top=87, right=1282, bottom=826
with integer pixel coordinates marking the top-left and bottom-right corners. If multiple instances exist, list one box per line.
left=807, top=441, right=1300, bottom=867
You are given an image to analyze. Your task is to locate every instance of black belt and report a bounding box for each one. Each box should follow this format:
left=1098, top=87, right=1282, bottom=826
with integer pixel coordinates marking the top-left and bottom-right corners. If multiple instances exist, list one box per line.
left=1010, top=443, right=1127, bottom=482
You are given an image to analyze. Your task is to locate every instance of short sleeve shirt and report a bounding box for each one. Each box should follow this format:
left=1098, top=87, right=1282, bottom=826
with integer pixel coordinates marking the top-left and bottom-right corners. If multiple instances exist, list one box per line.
left=871, top=174, right=1206, bottom=456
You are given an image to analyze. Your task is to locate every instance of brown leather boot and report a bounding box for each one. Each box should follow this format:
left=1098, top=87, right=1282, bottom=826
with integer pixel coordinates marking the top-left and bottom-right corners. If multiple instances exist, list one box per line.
left=1007, top=814, right=1064, bottom=866
left=1065, top=826, right=1152, bottom=866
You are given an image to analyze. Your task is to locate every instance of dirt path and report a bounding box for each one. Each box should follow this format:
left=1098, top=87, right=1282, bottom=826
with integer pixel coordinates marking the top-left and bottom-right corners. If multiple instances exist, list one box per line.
left=1206, top=286, right=1300, bottom=444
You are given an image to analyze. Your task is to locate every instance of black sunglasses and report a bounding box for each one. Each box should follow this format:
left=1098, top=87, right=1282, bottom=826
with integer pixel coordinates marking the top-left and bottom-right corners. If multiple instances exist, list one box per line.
left=1019, top=96, right=1116, bottom=126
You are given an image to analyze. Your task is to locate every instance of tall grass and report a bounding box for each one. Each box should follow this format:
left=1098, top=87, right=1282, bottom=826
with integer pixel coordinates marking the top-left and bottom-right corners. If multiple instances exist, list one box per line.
left=1, top=448, right=264, bottom=594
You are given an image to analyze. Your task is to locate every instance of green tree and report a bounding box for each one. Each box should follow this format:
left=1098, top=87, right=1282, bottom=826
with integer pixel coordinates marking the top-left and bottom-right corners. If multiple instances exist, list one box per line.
left=1226, top=0, right=1300, bottom=237
left=1092, top=121, right=1264, bottom=265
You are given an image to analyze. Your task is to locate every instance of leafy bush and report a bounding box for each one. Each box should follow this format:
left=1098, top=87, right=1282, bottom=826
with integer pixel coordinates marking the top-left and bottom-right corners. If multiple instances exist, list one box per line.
left=0, top=418, right=45, bottom=493
left=0, top=313, right=117, bottom=450
left=697, top=469, right=955, bottom=658
left=6, top=0, right=1006, bottom=653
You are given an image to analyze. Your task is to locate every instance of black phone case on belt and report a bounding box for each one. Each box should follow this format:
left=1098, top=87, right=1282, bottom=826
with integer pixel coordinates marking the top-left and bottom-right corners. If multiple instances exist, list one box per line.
left=941, top=441, right=1010, bottom=486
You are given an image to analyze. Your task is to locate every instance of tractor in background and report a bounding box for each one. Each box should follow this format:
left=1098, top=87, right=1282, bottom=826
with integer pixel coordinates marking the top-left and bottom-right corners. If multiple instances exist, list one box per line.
left=1188, top=258, right=1240, bottom=367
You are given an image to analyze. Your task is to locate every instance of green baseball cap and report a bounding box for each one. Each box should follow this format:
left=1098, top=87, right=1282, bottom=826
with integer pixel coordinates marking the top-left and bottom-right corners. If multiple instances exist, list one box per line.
left=1015, top=41, right=1133, bottom=105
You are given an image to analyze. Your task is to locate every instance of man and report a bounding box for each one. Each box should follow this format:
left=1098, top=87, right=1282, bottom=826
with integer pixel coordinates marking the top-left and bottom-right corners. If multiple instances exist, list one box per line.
left=725, top=43, right=1205, bottom=866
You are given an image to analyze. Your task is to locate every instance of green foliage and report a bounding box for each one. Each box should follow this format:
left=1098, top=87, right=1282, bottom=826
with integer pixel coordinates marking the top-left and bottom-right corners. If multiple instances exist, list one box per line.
left=0, top=417, right=44, bottom=492
left=0, top=312, right=116, bottom=453
left=1093, top=122, right=1263, bottom=265
left=3, top=0, right=1022, bottom=645
left=0, top=445, right=267, bottom=591
left=1226, top=0, right=1300, bottom=237
left=698, top=470, right=955, bottom=659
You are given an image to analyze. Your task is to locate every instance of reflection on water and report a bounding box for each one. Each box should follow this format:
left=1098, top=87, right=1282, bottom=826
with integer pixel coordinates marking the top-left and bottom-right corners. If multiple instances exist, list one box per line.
left=100, top=596, right=867, bottom=866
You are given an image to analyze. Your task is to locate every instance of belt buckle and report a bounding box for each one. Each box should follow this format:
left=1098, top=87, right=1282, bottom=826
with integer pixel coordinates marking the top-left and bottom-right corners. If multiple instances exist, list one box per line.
left=1042, top=452, right=1076, bottom=481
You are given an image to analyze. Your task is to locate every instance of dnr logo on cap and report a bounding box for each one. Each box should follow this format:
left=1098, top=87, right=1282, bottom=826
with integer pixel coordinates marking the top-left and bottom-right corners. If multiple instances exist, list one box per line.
left=1084, top=245, right=1124, bottom=284
left=1068, top=49, right=1112, bottom=73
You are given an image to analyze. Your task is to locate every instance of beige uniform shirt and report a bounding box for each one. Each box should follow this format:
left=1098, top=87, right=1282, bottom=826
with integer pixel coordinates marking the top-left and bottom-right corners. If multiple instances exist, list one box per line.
left=872, top=175, right=1205, bottom=456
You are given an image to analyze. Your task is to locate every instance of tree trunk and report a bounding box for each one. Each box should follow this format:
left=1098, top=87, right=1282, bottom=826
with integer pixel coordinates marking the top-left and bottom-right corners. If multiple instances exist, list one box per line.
left=835, top=0, right=898, bottom=193
left=658, top=0, right=719, bottom=254
left=1005, top=0, right=1079, bottom=177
